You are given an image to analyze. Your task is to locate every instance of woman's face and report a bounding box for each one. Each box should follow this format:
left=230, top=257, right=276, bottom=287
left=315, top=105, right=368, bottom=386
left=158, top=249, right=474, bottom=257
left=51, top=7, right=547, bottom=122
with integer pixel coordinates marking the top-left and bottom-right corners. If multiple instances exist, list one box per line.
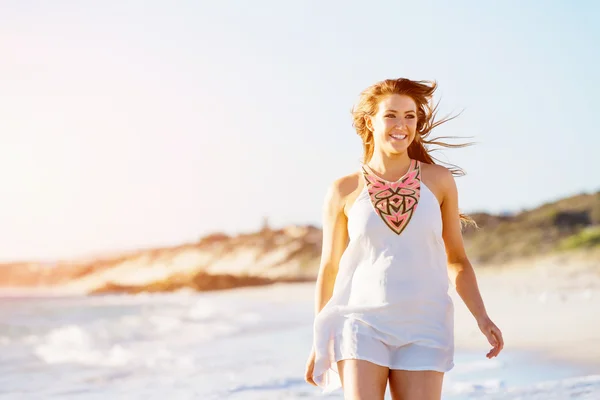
left=367, top=94, right=418, bottom=155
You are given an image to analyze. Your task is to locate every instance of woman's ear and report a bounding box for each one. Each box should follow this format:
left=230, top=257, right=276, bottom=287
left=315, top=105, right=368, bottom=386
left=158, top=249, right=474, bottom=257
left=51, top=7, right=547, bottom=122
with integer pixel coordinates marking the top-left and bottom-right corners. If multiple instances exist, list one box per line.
left=364, top=115, right=373, bottom=132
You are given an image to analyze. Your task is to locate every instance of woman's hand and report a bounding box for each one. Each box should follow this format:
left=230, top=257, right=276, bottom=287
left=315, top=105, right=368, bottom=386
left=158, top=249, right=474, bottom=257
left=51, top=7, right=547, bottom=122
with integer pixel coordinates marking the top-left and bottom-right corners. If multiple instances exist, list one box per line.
left=478, top=316, right=504, bottom=358
left=304, top=349, right=317, bottom=386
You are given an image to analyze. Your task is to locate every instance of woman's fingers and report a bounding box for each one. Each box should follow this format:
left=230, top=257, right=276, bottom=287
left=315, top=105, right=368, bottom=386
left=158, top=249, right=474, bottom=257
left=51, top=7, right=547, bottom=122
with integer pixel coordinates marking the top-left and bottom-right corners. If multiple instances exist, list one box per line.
left=486, top=325, right=504, bottom=358
left=304, top=355, right=317, bottom=386
left=304, top=371, right=317, bottom=386
left=493, top=326, right=504, bottom=355
left=480, top=319, right=504, bottom=359
left=495, top=326, right=504, bottom=350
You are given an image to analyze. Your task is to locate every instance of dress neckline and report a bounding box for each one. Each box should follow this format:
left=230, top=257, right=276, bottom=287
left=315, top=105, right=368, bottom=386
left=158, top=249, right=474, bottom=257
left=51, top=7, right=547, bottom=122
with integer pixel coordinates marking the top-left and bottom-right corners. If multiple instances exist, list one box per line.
left=361, top=159, right=419, bottom=184
left=360, top=159, right=422, bottom=235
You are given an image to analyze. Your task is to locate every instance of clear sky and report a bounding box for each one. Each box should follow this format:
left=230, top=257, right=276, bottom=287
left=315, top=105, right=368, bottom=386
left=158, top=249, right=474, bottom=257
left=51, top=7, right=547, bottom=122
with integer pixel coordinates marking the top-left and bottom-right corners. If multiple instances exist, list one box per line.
left=1, top=1, right=598, bottom=262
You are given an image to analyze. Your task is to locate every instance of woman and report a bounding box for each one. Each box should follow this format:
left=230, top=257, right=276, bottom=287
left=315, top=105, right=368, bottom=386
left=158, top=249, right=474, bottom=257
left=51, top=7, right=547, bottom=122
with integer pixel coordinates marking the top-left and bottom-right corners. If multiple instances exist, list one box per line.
left=304, top=78, right=504, bottom=400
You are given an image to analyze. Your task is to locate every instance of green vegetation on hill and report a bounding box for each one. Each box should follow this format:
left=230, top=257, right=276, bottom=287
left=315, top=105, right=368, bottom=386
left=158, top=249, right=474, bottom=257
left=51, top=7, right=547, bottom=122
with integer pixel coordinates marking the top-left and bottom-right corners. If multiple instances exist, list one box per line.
left=558, top=226, right=600, bottom=251
left=463, top=190, right=600, bottom=265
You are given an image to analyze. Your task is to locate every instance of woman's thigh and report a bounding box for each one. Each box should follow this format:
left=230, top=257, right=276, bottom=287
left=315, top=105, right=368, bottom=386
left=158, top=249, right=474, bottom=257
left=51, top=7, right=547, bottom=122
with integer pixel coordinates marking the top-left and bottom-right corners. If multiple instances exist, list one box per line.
left=337, top=359, right=389, bottom=400
left=388, top=369, right=444, bottom=400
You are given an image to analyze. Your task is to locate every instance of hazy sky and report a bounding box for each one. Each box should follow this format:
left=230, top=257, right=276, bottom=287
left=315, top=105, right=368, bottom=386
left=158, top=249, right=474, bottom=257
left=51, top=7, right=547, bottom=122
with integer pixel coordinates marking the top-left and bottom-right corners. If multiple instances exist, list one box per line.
left=1, top=1, right=599, bottom=262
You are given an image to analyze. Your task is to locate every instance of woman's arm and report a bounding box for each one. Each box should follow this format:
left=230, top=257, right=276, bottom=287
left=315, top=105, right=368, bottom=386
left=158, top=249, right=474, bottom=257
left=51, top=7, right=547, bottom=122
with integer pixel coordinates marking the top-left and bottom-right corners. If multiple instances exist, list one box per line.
left=439, top=169, right=504, bottom=359
left=314, top=179, right=350, bottom=316
left=305, top=179, right=351, bottom=387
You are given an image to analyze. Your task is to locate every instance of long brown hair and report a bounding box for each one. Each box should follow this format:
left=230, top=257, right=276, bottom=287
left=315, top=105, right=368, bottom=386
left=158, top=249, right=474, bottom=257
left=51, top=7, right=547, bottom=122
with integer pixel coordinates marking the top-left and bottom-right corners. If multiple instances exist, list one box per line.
left=351, top=78, right=475, bottom=226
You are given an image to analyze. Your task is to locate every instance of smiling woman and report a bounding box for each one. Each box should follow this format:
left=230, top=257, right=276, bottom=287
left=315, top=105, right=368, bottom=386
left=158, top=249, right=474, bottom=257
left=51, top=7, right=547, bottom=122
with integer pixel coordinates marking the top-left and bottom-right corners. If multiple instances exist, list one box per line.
left=353, top=80, right=470, bottom=188
left=304, top=78, right=504, bottom=400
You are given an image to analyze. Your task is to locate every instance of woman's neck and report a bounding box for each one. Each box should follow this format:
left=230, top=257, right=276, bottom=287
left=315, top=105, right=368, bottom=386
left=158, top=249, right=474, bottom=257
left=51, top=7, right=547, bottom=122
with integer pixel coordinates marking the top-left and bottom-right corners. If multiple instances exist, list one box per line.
left=367, top=152, right=412, bottom=179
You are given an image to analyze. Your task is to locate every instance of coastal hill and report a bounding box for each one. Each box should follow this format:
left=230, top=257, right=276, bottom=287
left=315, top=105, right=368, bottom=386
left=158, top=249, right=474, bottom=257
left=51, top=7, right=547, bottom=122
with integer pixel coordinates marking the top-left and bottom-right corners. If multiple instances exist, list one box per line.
left=464, top=190, right=600, bottom=264
left=1, top=190, right=599, bottom=295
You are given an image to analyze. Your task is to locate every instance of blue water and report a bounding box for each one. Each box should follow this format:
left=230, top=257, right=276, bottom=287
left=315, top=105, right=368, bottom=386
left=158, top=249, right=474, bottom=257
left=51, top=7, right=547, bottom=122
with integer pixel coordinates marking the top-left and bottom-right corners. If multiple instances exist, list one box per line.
left=0, top=285, right=598, bottom=399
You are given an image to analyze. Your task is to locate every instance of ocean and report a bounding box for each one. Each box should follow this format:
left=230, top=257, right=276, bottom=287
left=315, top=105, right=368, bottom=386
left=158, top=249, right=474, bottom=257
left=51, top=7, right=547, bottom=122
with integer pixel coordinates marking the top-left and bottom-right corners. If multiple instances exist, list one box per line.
left=0, top=283, right=599, bottom=399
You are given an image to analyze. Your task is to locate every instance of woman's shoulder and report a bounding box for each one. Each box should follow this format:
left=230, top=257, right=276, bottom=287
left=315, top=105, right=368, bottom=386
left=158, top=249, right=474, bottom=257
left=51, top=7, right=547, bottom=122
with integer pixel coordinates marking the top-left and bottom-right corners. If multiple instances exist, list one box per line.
left=329, top=171, right=362, bottom=198
left=324, top=170, right=363, bottom=211
left=420, top=162, right=453, bottom=184
left=420, top=161, right=450, bottom=175
left=420, top=162, right=455, bottom=203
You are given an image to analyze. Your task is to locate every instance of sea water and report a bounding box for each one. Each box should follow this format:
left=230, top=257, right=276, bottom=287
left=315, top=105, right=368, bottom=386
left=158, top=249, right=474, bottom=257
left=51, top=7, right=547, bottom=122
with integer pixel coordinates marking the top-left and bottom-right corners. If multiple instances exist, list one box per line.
left=0, top=284, right=598, bottom=399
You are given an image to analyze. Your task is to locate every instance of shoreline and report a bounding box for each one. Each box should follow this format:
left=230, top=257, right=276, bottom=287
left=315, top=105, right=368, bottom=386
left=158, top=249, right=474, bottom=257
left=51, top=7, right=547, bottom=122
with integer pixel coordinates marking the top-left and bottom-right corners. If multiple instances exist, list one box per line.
left=2, top=258, right=599, bottom=375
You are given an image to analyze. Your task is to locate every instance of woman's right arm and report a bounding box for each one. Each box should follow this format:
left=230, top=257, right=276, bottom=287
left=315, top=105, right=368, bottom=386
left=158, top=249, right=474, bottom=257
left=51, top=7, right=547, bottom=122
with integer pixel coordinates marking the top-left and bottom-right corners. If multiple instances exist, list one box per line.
left=305, top=179, right=351, bottom=386
left=314, top=179, right=349, bottom=316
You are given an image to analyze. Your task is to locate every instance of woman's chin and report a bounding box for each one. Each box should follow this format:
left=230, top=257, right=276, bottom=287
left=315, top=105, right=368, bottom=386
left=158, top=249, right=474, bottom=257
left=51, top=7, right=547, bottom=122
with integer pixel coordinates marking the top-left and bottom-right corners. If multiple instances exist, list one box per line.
left=388, top=142, right=410, bottom=154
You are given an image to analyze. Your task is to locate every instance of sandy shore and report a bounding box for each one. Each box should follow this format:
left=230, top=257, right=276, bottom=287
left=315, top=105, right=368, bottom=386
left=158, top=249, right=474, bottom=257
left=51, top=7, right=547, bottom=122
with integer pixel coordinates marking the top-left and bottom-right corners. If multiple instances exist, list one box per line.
left=452, top=257, right=600, bottom=372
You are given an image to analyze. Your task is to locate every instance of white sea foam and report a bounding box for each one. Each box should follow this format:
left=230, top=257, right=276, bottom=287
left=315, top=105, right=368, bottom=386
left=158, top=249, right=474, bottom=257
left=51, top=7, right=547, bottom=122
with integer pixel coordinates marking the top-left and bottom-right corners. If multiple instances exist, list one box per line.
left=444, top=379, right=507, bottom=396
left=33, top=325, right=133, bottom=367
left=443, top=374, right=600, bottom=399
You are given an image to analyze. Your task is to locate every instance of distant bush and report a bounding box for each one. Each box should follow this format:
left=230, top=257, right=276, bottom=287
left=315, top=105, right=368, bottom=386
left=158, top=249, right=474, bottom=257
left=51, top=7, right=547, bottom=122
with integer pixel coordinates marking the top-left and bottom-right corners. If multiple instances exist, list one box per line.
left=557, top=227, right=600, bottom=251
left=553, top=210, right=591, bottom=231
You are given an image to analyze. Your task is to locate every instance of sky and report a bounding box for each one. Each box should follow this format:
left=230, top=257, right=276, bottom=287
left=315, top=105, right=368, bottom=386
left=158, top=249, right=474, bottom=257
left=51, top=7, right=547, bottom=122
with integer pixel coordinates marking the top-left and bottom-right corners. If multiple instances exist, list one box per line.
left=1, top=0, right=599, bottom=262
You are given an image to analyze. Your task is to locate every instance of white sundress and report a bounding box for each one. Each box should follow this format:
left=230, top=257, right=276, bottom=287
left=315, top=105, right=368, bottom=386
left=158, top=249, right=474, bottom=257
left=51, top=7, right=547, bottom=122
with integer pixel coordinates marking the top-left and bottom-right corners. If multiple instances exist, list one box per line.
left=312, top=159, right=455, bottom=393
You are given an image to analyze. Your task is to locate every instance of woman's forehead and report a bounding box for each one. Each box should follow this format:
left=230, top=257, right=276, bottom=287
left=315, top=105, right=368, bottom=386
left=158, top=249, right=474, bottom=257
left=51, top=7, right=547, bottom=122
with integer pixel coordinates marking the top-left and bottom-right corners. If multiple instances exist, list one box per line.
left=377, top=94, right=416, bottom=112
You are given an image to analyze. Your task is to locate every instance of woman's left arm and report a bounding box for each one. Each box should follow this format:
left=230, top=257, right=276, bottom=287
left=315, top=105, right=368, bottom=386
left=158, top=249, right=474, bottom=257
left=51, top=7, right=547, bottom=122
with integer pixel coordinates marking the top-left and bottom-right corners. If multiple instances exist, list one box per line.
left=439, top=169, right=504, bottom=359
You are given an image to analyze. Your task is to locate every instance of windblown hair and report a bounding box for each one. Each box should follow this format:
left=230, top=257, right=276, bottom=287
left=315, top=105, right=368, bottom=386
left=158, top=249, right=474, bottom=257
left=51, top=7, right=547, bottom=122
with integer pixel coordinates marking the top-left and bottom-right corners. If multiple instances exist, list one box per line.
left=351, top=78, right=475, bottom=226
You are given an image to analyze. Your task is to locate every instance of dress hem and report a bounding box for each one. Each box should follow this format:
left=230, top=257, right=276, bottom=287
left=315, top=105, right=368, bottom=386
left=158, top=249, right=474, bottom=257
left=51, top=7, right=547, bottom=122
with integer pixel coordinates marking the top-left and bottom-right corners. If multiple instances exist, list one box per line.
left=335, top=356, right=455, bottom=372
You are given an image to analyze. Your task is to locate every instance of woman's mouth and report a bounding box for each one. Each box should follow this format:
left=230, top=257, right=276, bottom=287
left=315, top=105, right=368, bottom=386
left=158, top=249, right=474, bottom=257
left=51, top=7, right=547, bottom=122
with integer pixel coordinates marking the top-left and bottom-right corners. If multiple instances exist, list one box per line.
left=390, top=133, right=407, bottom=140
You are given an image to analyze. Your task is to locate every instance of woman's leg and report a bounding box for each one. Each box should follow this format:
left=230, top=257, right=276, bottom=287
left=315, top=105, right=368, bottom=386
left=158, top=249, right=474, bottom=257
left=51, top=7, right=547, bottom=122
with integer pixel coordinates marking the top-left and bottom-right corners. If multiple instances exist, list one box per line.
left=388, top=370, right=444, bottom=400
left=337, top=359, right=389, bottom=400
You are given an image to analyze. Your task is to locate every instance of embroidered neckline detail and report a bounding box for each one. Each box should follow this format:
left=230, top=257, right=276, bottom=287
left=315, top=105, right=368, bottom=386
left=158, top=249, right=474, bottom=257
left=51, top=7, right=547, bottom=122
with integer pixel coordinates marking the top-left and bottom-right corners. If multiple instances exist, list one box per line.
left=361, top=160, right=421, bottom=235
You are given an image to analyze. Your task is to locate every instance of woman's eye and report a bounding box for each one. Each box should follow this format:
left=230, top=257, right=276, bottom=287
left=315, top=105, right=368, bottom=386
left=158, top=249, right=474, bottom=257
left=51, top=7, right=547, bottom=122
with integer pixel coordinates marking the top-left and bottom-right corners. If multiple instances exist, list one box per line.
left=385, top=114, right=395, bottom=118
left=406, top=115, right=415, bottom=119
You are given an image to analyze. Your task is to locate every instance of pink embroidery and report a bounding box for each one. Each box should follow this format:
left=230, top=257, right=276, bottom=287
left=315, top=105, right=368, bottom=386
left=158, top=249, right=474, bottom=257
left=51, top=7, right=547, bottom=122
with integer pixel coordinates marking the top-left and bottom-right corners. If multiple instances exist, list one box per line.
left=362, top=160, right=421, bottom=235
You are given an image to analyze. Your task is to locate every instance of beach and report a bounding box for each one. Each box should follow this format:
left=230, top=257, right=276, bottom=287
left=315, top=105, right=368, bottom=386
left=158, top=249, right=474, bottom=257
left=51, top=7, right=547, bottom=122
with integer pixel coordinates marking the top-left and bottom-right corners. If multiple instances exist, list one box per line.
left=0, top=256, right=599, bottom=399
